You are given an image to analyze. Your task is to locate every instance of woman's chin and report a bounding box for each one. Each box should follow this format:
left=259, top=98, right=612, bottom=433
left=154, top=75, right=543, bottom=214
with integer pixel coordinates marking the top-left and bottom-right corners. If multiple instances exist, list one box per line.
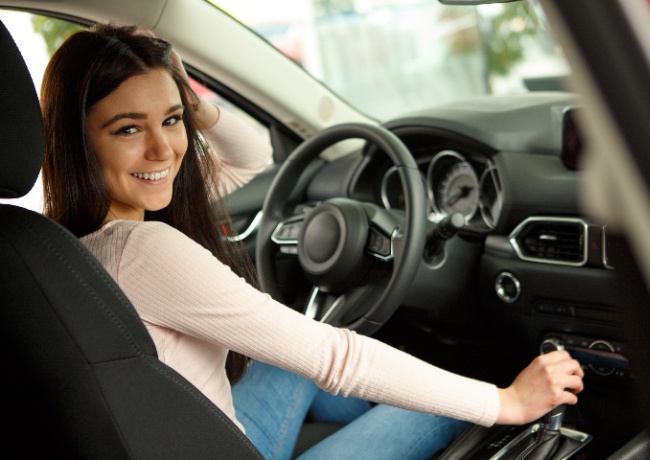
left=145, top=204, right=171, bottom=213
left=144, top=196, right=174, bottom=212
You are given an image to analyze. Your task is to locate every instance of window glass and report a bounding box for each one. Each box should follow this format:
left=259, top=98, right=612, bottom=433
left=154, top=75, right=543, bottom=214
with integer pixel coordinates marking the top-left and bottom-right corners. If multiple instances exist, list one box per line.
left=211, top=0, right=568, bottom=120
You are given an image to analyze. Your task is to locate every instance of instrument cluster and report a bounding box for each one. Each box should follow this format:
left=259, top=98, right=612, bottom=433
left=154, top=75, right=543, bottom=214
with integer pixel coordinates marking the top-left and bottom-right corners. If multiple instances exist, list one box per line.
left=380, top=150, right=503, bottom=230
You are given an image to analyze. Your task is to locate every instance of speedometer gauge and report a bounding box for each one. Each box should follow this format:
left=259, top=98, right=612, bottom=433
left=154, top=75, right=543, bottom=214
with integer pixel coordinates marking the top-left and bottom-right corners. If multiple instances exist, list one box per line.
left=427, top=150, right=479, bottom=221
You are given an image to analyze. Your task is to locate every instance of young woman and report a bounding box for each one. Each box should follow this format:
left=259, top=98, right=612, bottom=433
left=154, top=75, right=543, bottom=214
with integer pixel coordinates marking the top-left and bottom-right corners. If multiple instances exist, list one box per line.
left=41, top=24, right=584, bottom=459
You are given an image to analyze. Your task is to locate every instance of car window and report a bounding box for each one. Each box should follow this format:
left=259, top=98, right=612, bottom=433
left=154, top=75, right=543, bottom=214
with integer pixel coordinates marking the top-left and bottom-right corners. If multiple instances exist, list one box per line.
left=211, top=0, right=568, bottom=120
left=0, top=10, right=271, bottom=213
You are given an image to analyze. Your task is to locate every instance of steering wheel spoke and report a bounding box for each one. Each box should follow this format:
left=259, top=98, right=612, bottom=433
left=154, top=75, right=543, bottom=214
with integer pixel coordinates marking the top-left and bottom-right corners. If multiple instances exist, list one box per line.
left=304, top=285, right=387, bottom=327
left=304, top=287, right=335, bottom=320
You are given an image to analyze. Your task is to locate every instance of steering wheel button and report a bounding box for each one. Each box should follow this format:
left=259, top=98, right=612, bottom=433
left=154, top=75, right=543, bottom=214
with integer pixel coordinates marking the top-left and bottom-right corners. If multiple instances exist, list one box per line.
left=288, top=223, right=301, bottom=238
left=367, top=232, right=379, bottom=250
left=379, top=238, right=390, bottom=255
left=280, top=246, right=298, bottom=255
left=367, top=229, right=390, bottom=256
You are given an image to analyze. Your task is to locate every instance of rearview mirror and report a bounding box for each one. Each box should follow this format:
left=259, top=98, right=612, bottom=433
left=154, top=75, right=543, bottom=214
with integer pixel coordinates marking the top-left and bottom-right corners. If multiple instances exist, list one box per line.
left=439, top=0, right=520, bottom=4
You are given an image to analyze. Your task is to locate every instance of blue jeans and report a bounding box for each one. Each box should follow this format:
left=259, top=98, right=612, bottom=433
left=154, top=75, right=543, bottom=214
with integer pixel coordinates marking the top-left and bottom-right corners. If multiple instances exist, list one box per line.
left=232, top=361, right=469, bottom=460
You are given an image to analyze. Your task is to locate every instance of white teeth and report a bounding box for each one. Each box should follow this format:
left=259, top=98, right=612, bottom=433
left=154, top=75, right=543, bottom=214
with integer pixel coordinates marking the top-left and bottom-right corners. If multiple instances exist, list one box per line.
left=132, top=169, right=169, bottom=181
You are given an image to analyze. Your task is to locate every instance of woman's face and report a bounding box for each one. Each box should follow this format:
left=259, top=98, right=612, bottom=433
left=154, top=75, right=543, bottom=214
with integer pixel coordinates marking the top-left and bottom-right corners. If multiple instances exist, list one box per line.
left=86, top=69, right=188, bottom=222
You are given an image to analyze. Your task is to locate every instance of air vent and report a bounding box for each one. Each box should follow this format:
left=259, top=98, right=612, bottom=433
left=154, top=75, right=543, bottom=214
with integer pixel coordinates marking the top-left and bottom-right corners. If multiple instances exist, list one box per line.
left=510, top=217, right=587, bottom=266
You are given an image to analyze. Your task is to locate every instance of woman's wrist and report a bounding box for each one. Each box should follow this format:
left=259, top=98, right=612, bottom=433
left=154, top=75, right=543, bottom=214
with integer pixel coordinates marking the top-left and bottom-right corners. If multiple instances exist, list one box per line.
left=496, top=387, right=523, bottom=425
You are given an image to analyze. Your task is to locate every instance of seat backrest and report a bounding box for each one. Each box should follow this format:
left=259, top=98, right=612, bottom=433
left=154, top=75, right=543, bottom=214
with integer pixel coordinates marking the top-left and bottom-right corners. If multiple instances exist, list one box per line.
left=0, top=20, right=262, bottom=459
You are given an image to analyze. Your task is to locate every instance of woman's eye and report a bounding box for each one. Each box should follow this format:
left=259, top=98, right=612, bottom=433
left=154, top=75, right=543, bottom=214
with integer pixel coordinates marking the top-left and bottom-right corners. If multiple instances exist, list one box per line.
left=115, top=125, right=137, bottom=136
left=164, top=115, right=183, bottom=126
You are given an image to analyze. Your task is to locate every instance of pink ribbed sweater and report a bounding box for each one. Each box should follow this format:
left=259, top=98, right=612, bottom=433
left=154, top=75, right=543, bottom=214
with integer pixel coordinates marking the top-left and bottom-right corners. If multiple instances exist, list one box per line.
left=80, top=110, right=500, bottom=433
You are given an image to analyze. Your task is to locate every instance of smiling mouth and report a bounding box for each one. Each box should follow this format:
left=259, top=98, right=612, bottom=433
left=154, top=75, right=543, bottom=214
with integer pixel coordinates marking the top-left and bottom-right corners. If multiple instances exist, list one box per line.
left=131, top=168, right=170, bottom=181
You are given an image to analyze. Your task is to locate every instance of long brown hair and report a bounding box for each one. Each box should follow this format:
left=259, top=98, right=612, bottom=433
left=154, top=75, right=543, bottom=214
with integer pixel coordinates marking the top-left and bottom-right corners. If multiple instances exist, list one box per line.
left=41, top=24, right=254, bottom=382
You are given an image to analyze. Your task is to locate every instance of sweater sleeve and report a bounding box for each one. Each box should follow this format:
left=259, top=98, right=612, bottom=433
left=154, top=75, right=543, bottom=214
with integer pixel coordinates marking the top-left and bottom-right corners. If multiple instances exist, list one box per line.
left=116, top=221, right=500, bottom=427
left=202, top=108, right=273, bottom=195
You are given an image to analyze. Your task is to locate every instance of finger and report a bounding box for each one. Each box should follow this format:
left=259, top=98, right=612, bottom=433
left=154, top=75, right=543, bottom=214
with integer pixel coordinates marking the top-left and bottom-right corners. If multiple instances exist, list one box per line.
left=539, top=350, right=583, bottom=376
left=559, top=390, right=579, bottom=406
left=572, top=360, right=585, bottom=378
left=554, top=356, right=584, bottom=378
left=550, top=363, right=584, bottom=394
left=562, top=374, right=584, bottom=395
left=132, top=28, right=156, bottom=38
left=531, top=350, right=568, bottom=372
left=541, top=349, right=572, bottom=363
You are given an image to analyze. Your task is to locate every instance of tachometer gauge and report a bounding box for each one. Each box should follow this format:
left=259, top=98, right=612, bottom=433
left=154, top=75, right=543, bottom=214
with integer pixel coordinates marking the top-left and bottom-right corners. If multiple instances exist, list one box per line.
left=427, top=150, right=479, bottom=221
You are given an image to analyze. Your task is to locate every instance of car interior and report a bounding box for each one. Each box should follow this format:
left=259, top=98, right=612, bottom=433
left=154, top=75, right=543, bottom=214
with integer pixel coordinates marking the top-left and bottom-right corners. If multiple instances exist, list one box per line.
left=3, top=0, right=650, bottom=458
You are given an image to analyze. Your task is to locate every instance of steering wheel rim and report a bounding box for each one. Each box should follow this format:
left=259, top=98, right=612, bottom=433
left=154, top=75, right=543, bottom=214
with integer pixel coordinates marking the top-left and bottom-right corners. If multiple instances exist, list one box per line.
left=256, top=123, right=426, bottom=335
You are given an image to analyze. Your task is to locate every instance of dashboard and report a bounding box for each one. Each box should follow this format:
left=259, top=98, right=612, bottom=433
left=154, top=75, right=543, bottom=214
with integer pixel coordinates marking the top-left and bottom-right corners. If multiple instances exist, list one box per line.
left=339, top=93, right=584, bottom=236
left=225, top=90, right=647, bottom=454
left=302, top=92, right=641, bottom=386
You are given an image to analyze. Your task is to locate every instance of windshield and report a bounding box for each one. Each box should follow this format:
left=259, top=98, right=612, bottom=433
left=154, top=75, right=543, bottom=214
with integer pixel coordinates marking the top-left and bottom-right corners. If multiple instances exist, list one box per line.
left=210, top=0, right=568, bottom=120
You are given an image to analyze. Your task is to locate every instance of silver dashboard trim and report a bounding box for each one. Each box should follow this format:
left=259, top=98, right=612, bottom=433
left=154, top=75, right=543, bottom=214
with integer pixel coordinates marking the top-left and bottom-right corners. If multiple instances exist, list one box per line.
left=270, top=215, right=305, bottom=246
left=602, top=225, right=615, bottom=270
left=509, top=216, right=589, bottom=267
left=225, top=211, right=263, bottom=242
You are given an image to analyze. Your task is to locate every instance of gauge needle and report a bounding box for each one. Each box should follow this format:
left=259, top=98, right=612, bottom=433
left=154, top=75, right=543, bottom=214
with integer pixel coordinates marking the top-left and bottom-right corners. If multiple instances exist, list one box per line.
left=446, top=186, right=474, bottom=207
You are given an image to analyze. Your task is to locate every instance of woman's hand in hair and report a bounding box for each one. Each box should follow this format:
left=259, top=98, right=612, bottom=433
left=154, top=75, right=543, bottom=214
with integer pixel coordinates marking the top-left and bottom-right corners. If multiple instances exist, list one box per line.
left=131, top=28, right=221, bottom=130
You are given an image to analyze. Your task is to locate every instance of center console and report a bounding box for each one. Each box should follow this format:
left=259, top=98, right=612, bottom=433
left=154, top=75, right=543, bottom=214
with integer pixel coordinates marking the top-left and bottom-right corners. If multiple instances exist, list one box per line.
left=437, top=336, right=605, bottom=460
left=437, top=419, right=591, bottom=460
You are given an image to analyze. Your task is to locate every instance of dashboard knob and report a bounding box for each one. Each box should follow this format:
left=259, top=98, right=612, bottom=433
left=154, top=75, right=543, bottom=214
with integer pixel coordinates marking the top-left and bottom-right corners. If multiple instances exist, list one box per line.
left=495, top=272, right=521, bottom=303
left=540, top=337, right=565, bottom=354
left=588, top=340, right=616, bottom=376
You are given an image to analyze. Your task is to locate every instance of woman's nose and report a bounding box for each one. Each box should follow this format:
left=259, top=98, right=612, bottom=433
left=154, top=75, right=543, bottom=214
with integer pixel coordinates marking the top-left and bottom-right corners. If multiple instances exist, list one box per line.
left=145, top=129, right=173, bottom=161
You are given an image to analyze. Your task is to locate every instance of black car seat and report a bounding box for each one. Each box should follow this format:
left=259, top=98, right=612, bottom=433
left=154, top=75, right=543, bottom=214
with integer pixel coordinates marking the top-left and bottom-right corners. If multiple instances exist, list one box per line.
left=0, top=19, right=263, bottom=459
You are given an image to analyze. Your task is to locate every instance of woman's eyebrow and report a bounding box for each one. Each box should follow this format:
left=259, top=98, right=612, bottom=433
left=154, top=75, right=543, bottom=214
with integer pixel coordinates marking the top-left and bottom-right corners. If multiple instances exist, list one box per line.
left=100, top=104, right=184, bottom=129
left=168, top=103, right=184, bottom=113
left=101, top=112, right=144, bottom=129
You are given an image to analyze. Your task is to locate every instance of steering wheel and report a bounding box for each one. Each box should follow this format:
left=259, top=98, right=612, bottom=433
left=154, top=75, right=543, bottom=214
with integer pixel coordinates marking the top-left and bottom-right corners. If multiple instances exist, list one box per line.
left=256, top=123, right=426, bottom=336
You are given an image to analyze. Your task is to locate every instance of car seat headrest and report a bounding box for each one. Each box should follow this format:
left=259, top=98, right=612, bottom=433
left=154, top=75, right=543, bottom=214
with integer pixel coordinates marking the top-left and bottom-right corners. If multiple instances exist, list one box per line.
left=0, top=20, right=45, bottom=199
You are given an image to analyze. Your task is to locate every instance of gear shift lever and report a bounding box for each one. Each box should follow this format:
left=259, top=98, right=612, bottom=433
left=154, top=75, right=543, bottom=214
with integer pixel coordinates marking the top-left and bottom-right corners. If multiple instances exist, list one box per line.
left=539, top=340, right=567, bottom=433
left=499, top=344, right=568, bottom=459
left=501, top=411, right=563, bottom=460
left=438, top=339, right=591, bottom=460
left=539, top=338, right=569, bottom=430
left=542, top=404, right=566, bottom=432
